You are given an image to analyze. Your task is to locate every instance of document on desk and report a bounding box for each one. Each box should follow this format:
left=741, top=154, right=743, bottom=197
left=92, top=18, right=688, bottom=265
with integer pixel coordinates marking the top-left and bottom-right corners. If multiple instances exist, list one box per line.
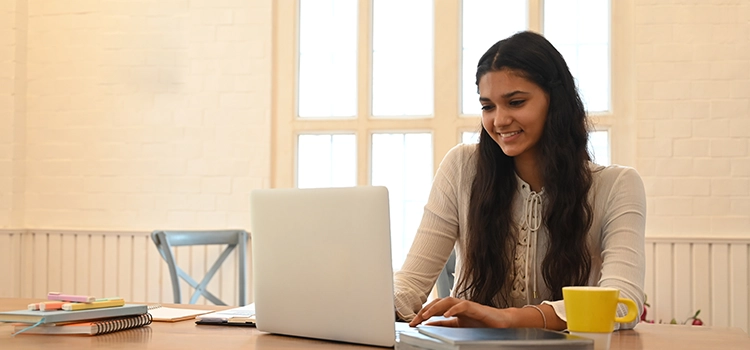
left=195, top=303, right=256, bottom=326
left=148, top=305, right=214, bottom=322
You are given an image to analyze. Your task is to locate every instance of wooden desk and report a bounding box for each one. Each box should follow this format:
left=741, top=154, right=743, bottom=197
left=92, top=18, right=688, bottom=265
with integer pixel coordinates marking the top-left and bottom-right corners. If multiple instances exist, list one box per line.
left=1, top=298, right=749, bottom=349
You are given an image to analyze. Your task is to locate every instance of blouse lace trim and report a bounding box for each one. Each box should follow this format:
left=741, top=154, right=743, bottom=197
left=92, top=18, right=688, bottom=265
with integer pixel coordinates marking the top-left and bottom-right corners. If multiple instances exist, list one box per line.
left=511, top=181, right=543, bottom=304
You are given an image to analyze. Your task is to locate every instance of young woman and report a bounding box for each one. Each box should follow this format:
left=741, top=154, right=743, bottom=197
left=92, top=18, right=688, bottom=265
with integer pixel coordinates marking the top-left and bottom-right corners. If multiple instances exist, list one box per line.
left=394, top=31, right=646, bottom=331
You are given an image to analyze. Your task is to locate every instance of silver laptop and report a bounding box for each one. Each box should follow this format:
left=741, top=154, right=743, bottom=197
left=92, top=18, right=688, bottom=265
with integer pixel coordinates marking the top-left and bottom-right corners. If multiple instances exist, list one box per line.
left=250, top=186, right=396, bottom=347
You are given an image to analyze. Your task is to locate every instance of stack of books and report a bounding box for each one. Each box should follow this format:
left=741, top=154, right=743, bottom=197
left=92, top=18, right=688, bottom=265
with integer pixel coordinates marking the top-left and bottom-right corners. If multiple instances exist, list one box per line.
left=0, top=292, right=151, bottom=336
left=396, top=326, right=595, bottom=350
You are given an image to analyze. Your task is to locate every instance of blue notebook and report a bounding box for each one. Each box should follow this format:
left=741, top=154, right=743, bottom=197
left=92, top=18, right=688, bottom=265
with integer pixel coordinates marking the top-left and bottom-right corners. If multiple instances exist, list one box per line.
left=398, top=326, right=594, bottom=350
left=0, top=304, right=148, bottom=324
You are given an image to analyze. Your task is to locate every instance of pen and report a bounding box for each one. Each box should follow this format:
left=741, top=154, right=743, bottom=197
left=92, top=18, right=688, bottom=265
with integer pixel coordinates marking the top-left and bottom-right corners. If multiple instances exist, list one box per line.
left=62, top=298, right=125, bottom=311
left=48, top=292, right=96, bottom=303
left=27, top=301, right=66, bottom=311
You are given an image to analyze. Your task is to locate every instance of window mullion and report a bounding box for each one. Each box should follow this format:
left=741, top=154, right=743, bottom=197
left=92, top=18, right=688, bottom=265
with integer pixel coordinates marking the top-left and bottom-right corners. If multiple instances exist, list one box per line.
left=529, top=0, right=543, bottom=32
left=611, top=0, right=635, bottom=166
left=433, top=0, right=461, bottom=173
left=273, top=0, right=298, bottom=188
left=356, top=0, right=373, bottom=186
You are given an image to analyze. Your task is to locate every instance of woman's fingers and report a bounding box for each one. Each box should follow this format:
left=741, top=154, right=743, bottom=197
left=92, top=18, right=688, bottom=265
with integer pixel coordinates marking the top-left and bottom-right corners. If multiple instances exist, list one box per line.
left=422, top=301, right=487, bottom=328
left=443, top=300, right=473, bottom=318
left=446, top=301, right=495, bottom=323
left=424, top=317, right=461, bottom=327
left=409, top=298, right=442, bottom=326
left=423, top=297, right=462, bottom=318
left=411, top=299, right=513, bottom=328
left=410, top=297, right=459, bottom=327
left=411, top=298, right=484, bottom=327
left=408, top=313, right=424, bottom=327
left=451, top=302, right=513, bottom=328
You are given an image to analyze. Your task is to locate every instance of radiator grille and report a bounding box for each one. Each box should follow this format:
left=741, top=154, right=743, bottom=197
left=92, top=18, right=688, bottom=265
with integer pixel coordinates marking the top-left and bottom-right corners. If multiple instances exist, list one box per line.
left=1, top=230, right=746, bottom=332
left=644, top=237, right=749, bottom=332
left=0, top=230, right=247, bottom=306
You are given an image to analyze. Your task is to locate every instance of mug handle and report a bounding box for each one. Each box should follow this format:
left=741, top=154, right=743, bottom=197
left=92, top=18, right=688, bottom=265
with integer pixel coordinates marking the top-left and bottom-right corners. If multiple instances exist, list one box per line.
left=615, top=298, right=638, bottom=323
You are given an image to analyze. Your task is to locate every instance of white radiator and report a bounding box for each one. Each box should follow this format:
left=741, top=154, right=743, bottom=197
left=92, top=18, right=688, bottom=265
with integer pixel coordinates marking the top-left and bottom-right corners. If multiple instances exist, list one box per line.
left=645, top=237, right=749, bottom=333
left=0, top=230, right=248, bottom=306
left=0, top=230, right=747, bottom=332
left=0, top=230, right=23, bottom=298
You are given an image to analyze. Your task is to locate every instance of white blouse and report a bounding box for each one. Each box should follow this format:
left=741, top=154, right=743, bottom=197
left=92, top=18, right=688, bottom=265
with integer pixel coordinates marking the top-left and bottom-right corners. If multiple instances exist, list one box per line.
left=394, top=143, right=646, bottom=330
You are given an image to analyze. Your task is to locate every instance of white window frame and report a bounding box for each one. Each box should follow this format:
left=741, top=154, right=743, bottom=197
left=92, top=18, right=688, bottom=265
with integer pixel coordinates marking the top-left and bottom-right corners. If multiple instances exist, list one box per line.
left=272, top=0, right=635, bottom=186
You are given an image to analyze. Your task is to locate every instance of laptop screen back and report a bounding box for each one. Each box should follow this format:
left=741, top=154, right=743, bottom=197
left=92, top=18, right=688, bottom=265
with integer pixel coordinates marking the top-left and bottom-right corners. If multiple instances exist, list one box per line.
left=250, top=186, right=396, bottom=347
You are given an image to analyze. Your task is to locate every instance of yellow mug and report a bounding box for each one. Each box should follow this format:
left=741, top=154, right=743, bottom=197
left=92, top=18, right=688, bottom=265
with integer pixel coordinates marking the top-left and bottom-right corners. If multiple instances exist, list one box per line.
left=563, top=286, right=638, bottom=333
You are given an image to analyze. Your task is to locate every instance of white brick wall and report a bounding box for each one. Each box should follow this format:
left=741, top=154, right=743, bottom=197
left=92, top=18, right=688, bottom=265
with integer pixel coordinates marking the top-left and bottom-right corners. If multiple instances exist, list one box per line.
left=636, top=0, right=750, bottom=236
left=1, top=0, right=747, bottom=238
left=0, top=1, right=15, bottom=227
left=14, top=0, right=272, bottom=230
left=0, top=0, right=26, bottom=228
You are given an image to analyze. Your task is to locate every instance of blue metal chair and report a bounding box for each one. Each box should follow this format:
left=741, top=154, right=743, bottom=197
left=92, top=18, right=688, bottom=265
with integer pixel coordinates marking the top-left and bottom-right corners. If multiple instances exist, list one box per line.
left=151, top=229, right=248, bottom=306
left=436, top=249, right=456, bottom=298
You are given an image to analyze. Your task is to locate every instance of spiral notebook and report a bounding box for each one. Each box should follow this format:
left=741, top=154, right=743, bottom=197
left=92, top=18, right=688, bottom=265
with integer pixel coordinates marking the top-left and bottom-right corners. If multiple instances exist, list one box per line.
left=11, top=314, right=153, bottom=336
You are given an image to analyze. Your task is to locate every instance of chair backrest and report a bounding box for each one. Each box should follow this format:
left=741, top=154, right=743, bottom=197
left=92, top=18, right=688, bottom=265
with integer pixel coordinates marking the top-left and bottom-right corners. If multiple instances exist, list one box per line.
left=151, top=230, right=248, bottom=306
left=436, top=249, right=456, bottom=298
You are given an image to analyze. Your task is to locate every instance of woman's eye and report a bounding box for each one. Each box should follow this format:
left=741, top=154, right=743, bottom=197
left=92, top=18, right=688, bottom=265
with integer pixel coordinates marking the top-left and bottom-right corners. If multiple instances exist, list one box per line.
left=509, top=100, right=525, bottom=106
left=481, top=105, right=494, bottom=111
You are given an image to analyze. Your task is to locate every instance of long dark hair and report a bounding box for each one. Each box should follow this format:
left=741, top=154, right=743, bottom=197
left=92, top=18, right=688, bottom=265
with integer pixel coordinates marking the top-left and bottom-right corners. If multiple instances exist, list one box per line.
left=455, top=31, right=593, bottom=306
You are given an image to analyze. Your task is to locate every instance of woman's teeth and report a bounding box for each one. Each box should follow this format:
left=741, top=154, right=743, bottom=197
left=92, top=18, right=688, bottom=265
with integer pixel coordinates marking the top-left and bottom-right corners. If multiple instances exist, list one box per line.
left=500, top=131, right=521, bottom=137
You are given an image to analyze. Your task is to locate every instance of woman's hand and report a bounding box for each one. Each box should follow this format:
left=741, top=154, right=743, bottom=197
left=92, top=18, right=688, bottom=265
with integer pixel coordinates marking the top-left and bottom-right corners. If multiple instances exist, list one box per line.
left=408, top=297, right=514, bottom=328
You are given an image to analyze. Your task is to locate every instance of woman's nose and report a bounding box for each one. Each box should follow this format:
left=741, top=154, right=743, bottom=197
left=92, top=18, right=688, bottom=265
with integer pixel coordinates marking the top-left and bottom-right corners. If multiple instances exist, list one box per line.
left=492, top=108, right=512, bottom=127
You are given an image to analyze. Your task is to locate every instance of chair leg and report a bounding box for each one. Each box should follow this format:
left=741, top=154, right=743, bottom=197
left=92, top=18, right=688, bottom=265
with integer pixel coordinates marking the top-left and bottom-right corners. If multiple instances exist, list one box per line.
left=238, top=231, right=247, bottom=306
left=153, top=236, right=183, bottom=304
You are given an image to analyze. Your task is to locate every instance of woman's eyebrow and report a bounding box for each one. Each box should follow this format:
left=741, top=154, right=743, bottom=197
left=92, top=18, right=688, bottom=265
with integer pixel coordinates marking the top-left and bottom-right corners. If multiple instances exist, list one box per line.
left=479, top=90, right=530, bottom=102
left=501, top=90, right=529, bottom=98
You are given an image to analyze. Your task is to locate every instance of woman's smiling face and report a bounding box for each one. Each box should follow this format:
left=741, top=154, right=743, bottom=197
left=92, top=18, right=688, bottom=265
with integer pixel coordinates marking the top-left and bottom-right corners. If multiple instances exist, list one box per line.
left=479, top=69, right=549, bottom=163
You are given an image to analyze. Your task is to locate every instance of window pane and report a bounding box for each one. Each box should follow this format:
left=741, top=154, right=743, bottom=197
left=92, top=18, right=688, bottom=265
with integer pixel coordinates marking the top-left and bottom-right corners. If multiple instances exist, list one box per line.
left=462, top=0, right=528, bottom=115
left=372, top=0, right=433, bottom=117
left=588, top=130, right=610, bottom=166
left=544, top=0, right=610, bottom=113
left=371, top=133, right=433, bottom=269
left=298, top=0, right=357, bottom=117
left=297, top=134, right=357, bottom=188
left=462, top=131, right=480, bottom=144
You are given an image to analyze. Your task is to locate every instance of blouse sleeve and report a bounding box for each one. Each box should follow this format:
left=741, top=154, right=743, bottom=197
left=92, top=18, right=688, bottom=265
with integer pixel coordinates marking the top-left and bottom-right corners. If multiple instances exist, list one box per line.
left=545, top=167, right=647, bottom=331
left=393, top=145, right=465, bottom=321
